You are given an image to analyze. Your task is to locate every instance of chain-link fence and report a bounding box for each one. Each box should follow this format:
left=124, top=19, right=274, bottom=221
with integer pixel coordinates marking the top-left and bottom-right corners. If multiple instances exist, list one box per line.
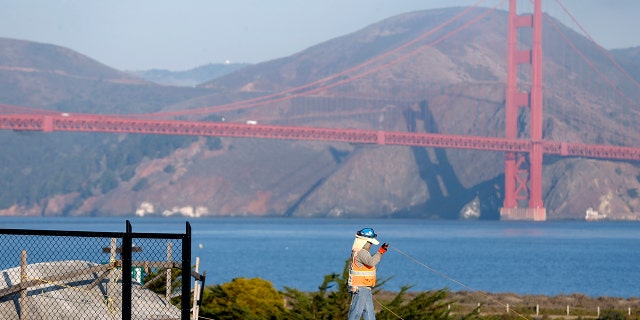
left=0, top=220, right=198, bottom=320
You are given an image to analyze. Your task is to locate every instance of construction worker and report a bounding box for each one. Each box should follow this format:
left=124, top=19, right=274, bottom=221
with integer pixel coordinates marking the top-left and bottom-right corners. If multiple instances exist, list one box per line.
left=347, top=227, right=388, bottom=320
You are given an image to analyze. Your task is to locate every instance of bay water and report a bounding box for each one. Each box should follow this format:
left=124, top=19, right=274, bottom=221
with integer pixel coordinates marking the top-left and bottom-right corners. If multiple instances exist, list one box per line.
left=1, top=217, right=638, bottom=298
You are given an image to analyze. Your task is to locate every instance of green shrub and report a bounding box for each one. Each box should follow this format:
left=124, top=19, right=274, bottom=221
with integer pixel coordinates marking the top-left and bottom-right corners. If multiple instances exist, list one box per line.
left=163, top=164, right=176, bottom=174
left=206, top=136, right=222, bottom=151
left=99, top=170, right=119, bottom=194
left=143, top=267, right=183, bottom=306
left=196, top=259, right=481, bottom=320
left=132, top=178, right=149, bottom=191
left=120, top=166, right=136, bottom=181
left=598, top=309, right=627, bottom=320
left=200, top=277, right=285, bottom=320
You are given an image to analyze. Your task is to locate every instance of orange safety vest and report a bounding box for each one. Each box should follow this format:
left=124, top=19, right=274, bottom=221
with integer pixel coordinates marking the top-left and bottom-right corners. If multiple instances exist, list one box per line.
left=348, top=249, right=376, bottom=287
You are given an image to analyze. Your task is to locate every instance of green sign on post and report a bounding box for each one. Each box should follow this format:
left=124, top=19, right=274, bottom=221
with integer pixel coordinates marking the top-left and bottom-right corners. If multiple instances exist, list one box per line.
left=132, top=266, right=145, bottom=284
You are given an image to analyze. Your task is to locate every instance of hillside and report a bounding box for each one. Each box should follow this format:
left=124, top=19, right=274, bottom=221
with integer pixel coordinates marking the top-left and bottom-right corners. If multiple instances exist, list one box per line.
left=0, top=38, right=219, bottom=216
left=0, top=7, right=640, bottom=220
left=610, top=46, right=640, bottom=84
left=127, top=62, right=251, bottom=87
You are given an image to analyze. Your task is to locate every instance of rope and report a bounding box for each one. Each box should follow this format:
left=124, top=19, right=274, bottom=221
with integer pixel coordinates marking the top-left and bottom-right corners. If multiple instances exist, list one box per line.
left=373, top=295, right=405, bottom=320
left=106, top=258, right=121, bottom=319
left=390, top=245, right=530, bottom=320
left=104, top=295, right=118, bottom=320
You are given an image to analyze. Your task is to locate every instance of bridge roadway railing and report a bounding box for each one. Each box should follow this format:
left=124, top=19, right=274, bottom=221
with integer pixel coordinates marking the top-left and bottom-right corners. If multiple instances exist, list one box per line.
left=2, top=113, right=640, bottom=162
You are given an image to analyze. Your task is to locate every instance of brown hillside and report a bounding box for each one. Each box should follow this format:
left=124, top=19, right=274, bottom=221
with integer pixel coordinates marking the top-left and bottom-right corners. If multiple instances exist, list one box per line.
left=0, top=37, right=214, bottom=113
left=0, top=38, right=136, bottom=81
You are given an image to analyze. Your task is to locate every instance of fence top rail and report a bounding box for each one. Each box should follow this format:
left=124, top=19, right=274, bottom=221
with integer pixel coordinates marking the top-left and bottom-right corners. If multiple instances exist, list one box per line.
left=0, top=229, right=189, bottom=239
left=0, top=228, right=127, bottom=238
left=130, top=232, right=189, bottom=240
left=0, top=220, right=191, bottom=239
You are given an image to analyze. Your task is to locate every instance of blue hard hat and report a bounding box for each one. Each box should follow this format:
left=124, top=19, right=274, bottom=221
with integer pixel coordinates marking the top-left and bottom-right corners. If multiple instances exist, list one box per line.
left=357, top=228, right=377, bottom=239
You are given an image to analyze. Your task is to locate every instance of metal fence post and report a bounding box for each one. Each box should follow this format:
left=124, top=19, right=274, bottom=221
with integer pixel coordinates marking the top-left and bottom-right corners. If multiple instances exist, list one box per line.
left=182, top=221, right=192, bottom=320
left=122, top=220, right=133, bottom=320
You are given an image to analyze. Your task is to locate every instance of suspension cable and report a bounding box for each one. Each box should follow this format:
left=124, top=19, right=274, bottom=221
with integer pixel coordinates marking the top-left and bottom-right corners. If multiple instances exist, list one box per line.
left=125, top=0, right=497, bottom=119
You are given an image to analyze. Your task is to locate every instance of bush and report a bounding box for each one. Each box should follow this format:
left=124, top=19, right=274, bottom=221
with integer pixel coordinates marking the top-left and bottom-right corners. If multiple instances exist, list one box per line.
left=200, top=277, right=285, bottom=320
left=143, top=267, right=183, bottom=306
left=598, top=309, right=628, bottom=320
left=120, top=166, right=136, bottom=181
left=282, top=259, right=477, bottom=320
left=163, top=164, right=176, bottom=174
left=206, top=136, right=222, bottom=151
left=99, top=170, right=119, bottom=194
left=132, top=178, right=149, bottom=191
left=196, top=259, right=480, bottom=320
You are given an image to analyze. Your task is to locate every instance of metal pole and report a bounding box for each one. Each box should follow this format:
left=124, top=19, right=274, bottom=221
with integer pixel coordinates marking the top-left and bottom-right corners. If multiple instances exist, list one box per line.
left=192, top=257, right=200, bottom=320
left=122, top=220, right=133, bottom=320
left=182, top=222, right=192, bottom=320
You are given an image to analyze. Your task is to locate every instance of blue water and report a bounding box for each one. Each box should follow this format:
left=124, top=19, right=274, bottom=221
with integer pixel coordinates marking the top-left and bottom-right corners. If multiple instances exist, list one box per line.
left=1, top=217, right=638, bottom=298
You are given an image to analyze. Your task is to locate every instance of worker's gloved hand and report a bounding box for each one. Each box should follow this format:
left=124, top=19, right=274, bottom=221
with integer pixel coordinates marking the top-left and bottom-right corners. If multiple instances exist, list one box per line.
left=378, top=243, right=389, bottom=254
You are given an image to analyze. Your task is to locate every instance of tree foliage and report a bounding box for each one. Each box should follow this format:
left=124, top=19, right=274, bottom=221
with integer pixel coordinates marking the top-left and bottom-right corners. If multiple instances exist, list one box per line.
left=140, top=259, right=626, bottom=320
left=597, top=309, right=628, bottom=320
left=143, top=267, right=183, bottom=306
left=283, top=258, right=353, bottom=319
left=205, top=136, right=223, bottom=151
left=199, top=277, right=285, bottom=320
left=132, top=177, right=149, bottom=192
left=192, top=258, right=481, bottom=320
left=376, top=287, right=482, bottom=320
left=282, top=258, right=480, bottom=320
left=0, top=131, right=198, bottom=212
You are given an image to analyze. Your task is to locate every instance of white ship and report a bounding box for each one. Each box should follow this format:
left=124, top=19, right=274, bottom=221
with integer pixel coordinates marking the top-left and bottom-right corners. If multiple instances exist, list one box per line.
left=585, top=207, right=606, bottom=221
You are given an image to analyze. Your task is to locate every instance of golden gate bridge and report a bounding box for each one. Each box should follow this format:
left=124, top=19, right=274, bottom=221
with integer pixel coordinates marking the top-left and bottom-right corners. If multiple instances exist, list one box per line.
left=1, top=0, right=639, bottom=220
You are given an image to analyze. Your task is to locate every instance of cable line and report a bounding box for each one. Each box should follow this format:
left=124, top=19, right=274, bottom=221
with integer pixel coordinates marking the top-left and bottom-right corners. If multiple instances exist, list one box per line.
left=390, top=245, right=530, bottom=320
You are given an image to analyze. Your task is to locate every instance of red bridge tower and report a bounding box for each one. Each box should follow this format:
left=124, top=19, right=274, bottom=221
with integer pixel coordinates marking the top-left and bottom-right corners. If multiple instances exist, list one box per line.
left=500, top=0, right=546, bottom=221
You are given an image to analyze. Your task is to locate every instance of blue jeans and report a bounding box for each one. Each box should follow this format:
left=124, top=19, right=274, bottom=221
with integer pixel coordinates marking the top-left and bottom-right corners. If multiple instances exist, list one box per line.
left=347, top=287, right=375, bottom=320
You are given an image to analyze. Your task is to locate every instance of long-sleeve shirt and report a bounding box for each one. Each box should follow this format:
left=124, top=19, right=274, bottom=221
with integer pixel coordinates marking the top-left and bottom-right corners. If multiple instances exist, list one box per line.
left=353, top=249, right=383, bottom=268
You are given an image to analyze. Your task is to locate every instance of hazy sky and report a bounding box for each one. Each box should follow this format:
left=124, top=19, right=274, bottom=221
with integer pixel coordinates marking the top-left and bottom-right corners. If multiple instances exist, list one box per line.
left=1, top=0, right=638, bottom=71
